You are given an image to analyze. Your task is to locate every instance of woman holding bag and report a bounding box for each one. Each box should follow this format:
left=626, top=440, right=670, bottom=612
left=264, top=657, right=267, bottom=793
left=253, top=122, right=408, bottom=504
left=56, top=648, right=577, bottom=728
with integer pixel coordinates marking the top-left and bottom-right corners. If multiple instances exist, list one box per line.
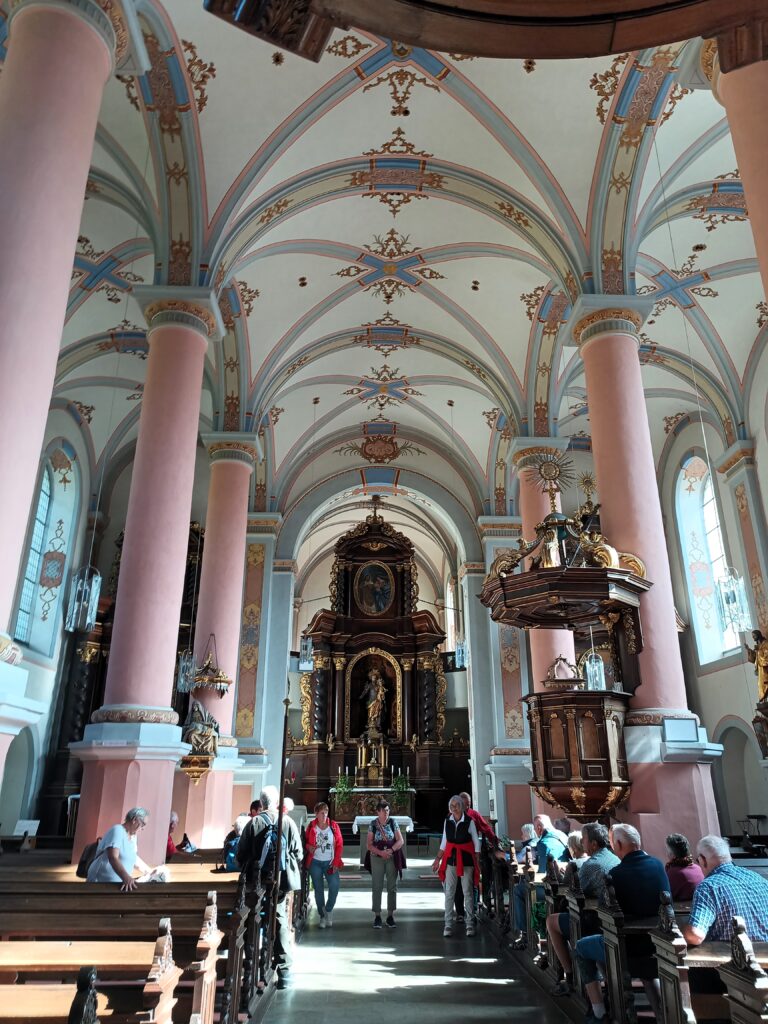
left=304, top=802, right=344, bottom=927
left=366, top=799, right=405, bottom=929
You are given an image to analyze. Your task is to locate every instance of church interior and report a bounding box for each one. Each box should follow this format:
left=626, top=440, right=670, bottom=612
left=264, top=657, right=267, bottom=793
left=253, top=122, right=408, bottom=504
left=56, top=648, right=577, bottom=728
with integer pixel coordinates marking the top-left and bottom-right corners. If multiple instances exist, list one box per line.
left=4, top=0, right=768, bottom=1020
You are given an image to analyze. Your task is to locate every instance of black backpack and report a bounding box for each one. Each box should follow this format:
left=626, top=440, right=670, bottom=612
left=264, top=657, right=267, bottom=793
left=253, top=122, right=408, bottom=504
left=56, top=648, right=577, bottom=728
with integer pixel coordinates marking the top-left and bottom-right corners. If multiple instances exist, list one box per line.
left=76, top=838, right=101, bottom=879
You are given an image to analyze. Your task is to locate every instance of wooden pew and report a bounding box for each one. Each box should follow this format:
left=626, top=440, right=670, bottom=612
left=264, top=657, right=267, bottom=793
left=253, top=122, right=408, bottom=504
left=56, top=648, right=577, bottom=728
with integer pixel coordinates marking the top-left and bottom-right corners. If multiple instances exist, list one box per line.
left=652, top=896, right=768, bottom=1024
left=0, top=920, right=181, bottom=1024
left=718, top=916, right=768, bottom=1023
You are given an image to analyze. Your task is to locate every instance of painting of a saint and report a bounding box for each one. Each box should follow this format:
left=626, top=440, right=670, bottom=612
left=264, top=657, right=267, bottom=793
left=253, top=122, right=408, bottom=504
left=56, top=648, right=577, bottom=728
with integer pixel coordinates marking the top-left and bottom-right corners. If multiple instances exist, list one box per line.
left=354, top=562, right=394, bottom=616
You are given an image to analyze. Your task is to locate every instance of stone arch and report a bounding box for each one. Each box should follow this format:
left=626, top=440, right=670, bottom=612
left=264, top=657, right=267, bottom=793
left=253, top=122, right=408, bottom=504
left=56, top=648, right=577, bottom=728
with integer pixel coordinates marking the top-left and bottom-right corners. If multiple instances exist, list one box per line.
left=0, top=728, right=36, bottom=832
left=711, top=716, right=768, bottom=835
left=275, top=468, right=483, bottom=564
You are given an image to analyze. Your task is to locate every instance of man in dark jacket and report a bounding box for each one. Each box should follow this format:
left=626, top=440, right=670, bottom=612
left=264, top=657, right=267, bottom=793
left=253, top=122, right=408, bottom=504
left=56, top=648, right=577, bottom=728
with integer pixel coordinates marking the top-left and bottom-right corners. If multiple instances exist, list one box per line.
left=237, top=784, right=302, bottom=990
left=575, top=823, right=667, bottom=1022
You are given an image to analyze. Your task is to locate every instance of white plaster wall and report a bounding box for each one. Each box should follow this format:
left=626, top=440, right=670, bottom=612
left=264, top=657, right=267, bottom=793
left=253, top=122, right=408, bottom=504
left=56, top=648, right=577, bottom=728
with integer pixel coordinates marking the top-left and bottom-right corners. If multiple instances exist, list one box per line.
left=659, top=417, right=768, bottom=829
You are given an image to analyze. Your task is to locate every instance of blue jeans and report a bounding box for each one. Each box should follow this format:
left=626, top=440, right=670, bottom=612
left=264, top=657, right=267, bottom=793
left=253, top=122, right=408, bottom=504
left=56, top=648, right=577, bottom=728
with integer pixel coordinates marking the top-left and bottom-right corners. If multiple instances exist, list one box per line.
left=513, top=880, right=544, bottom=933
left=309, top=860, right=340, bottom=915
left=575, top=934, right=605, bottom=984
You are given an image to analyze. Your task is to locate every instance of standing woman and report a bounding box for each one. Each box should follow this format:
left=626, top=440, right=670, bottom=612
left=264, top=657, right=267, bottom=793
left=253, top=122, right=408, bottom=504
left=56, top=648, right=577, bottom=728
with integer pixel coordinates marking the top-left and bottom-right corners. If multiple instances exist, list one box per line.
left=432, top=795, right=481, bottom=937
left=304, top=802, right=344, bottom=928
left=366, top=799, right=404, bottom=929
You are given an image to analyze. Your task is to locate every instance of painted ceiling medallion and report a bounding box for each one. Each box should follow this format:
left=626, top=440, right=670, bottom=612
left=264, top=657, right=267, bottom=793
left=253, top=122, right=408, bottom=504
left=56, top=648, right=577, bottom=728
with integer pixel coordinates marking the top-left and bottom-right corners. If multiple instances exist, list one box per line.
left=337, top=229, right=444, bottom=304
left=344, top=364, right=423, bottom=411
left=354, top=312, right=422, bottom=357
left=335, top=421, right=425, bottom=464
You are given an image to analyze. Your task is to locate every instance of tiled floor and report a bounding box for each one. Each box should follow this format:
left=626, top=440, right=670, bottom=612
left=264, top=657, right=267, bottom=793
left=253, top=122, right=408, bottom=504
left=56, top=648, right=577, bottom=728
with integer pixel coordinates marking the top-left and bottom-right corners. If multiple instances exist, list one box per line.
left=263, top=858, right=570, bottom=1022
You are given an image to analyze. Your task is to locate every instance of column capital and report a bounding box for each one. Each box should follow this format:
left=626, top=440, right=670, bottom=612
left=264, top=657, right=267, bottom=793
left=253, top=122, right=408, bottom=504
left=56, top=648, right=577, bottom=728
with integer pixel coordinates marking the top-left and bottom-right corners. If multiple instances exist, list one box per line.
left=477, top=515, right=523, bottom=538
left=202, top=432, right=261, bottom=469
left=508, top=437, right=569, bottom=470
left=9, top=0, right=150, bottom=75
left=273, top=558, right=297, bottom=575
left=716, top=439, right=755, bottom=477
left=247, top=513, right=282, bottom=538
left=133, top=286, right=225, bottom=341
left=458, top=561, right=485, bottom=583
left=569, top=295, right=652, bottom=348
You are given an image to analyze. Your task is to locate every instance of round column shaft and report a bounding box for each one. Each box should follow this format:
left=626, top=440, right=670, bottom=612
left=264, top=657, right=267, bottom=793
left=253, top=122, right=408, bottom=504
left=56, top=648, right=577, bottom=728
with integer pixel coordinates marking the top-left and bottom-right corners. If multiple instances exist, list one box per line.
left=0, top=1, right=113, bottom=630
left=102, top=316, right=209, bottom=710
left=193, top=448, right=255, bottom=734
left=575, top=311, right=686, bottom=710
left=718, top=61, right=768, bottom=300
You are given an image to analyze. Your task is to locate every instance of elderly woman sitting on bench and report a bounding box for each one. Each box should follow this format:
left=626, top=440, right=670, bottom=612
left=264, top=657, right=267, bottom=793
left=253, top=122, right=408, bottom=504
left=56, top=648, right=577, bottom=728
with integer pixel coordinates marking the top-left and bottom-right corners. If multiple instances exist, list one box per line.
left=86, top=807, right=154, bottom=892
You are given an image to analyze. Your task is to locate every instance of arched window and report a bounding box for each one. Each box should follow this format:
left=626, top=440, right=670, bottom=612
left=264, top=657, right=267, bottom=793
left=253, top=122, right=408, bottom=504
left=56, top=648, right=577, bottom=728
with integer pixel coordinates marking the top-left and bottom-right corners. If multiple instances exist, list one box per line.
left=13, top=443, right=80, bottom=654
left=14, top=468, right=52, bottom=645
left=676, top=455, right=740, bottom=664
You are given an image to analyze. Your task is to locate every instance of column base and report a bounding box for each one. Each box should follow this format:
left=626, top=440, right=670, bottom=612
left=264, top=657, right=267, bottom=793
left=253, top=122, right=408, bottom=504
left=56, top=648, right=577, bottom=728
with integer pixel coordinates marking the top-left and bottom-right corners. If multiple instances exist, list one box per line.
left=172, top=741, right=244, bottom=849
left=69, top=721, right=189, bottom=866
left=486, top=753, right=533, bottom=835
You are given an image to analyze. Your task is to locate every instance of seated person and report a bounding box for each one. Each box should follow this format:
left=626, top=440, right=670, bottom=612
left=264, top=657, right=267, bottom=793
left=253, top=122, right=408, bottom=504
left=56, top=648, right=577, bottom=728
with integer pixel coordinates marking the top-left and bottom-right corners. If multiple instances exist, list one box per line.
left=512, top=813, right=569, bottom=948
left=665, top=832, right=704, bottom=901
left=682, top=833, right=768, bottom=996
left=548, top=823, right=620, bottom=996
left=575, top=823, right=668, bottom=1022
left=222, top=814, right=250, bottom=871
left=86, top=807, right=153, bottom=892
left=166, top=811, right=179, bottom=862
left=517, top=822, right=537, bottom=864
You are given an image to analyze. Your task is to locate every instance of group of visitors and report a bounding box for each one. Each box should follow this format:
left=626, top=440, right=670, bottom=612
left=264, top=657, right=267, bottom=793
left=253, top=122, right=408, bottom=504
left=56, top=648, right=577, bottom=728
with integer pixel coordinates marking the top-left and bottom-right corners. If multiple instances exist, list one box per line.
left=521, top=820, right=768, bottom=1023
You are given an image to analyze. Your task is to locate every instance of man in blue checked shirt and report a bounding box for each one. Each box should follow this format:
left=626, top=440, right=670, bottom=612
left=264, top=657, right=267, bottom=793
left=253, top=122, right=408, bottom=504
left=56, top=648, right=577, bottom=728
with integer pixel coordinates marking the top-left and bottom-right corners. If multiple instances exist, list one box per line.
left=682, top=834, right=768, bottom=946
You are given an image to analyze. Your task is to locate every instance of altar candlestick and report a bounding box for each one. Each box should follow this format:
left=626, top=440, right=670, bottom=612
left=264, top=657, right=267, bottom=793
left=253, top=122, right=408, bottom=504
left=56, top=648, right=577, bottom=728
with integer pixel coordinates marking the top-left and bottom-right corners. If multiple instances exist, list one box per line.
left=407, top=766, right=410, bottom=778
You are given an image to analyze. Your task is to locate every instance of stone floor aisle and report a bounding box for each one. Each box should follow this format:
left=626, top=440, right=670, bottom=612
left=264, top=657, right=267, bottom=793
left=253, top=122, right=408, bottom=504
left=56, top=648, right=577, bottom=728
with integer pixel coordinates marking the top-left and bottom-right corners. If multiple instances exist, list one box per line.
left=263, top=858, right=570, bottom=1023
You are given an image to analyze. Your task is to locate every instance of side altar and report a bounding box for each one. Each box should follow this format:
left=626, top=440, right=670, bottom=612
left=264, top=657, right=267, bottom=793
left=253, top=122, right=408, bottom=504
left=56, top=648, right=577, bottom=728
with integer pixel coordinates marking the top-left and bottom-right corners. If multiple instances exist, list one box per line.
left=287, top=498, right=454, bottom=826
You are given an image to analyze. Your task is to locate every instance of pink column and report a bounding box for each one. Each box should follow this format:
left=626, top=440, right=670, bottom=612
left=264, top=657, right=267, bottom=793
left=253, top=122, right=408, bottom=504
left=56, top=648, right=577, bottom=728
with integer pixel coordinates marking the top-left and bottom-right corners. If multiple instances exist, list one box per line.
left=572, top=301, right=719, bottom=855
left=512, top=444, right=576, bottom=688
left=174, top=441, right=255, bottom=847
left=717, top=60, right=768, bottom=300
left=575, top=312, right=686, bottom=711
left=72, top=296, right=220, bottom=865
left=0, top=1, right=113, bottom=633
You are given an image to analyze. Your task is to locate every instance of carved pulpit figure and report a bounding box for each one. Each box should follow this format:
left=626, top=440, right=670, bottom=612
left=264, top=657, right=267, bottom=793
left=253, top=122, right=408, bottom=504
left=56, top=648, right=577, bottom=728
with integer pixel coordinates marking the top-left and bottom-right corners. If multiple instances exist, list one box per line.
left=360, top=667, right=387, bottom=735
left=746, top=629, right=768, bottom=703
left=183, top=699, right=220, bottom=756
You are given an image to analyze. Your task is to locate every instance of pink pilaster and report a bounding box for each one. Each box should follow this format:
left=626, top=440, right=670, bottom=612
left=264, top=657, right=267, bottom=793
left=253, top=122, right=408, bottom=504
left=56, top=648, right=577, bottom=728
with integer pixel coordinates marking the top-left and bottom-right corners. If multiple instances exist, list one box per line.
left=175, top=440, right=256, bottom=846
left=72, top=294, right=223, bottom=866
left=718, top=60, right=768, bottom=300
left=0, top=1, right=113, bottom=633
left=572, top=299, right=720, bottom=855
left=512, top=442, right=576, bottom=688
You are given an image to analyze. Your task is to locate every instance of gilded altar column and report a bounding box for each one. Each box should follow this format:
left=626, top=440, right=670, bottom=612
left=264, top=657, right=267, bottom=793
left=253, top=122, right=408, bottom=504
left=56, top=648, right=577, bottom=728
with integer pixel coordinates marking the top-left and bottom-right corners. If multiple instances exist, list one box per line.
left=401, top=658, right=414, bottom=745
left=71, top=289, right=224, bottom=865
left=173, top=436, right=256, bottom=847
left=333, top=656, right=346, bottom=743
left=510, top=440, right=577, bottom=688
left=0, top=0, right=119, bottom=639
left=570, top=295, right=720, bottom=854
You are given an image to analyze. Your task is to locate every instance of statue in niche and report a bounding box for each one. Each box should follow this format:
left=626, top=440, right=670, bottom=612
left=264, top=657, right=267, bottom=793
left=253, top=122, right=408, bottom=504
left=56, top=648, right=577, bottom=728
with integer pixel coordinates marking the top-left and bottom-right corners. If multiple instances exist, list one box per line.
left=746, top=630, right=768, bottom=703
left=360, top=667, right=387, bottom=734
left=183, top=699, right=220, bottom=756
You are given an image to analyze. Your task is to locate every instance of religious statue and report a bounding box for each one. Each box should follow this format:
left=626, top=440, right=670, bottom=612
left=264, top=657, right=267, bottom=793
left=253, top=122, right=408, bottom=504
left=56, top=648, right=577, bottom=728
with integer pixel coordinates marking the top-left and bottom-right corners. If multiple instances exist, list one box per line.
left=360, top=667, right=387, bottom=735
left=746, top=630, right=768, bottom=703
left=182, top=699, right=220, bottom=756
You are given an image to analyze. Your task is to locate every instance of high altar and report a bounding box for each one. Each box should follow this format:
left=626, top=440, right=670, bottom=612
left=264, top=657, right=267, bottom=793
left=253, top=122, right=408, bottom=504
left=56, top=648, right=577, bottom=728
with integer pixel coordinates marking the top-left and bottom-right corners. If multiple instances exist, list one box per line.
left=288, top=499, right=459, bottom=825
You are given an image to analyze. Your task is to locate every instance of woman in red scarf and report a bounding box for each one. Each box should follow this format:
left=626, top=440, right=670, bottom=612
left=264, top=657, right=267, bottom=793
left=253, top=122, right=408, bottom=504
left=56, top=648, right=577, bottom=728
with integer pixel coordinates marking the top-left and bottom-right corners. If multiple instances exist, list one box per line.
left=432, top=795, right=481, bottom=937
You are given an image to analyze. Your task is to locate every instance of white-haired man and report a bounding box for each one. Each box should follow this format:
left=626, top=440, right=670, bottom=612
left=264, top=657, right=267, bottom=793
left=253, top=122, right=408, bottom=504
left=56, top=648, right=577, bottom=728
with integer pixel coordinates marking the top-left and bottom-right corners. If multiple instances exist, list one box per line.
left=575, top=823, right=667, bottom=1022
left=512, top=813, right=569, bottom=947
left=237, top=785, right=302, bottom=989
left=683, top=834, right=768, bottom=946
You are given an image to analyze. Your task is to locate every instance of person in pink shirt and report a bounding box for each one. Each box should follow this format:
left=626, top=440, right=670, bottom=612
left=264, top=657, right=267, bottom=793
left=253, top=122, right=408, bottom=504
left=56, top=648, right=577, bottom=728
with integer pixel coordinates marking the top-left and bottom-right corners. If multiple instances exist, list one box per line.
left=665, top=832, right=704, bottom=901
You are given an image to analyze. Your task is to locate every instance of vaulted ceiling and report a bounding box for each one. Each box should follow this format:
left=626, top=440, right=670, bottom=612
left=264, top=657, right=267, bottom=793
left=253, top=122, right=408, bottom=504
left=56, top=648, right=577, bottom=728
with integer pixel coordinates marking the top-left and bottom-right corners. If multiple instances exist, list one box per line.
left=3, top=1, right=760, bottom=587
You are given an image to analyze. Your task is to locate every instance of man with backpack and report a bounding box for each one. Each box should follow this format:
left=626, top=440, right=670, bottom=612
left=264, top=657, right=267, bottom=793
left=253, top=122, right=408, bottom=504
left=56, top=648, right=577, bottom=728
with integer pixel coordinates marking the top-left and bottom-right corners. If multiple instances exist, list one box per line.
left=236, top=785, right=302, bottom=989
